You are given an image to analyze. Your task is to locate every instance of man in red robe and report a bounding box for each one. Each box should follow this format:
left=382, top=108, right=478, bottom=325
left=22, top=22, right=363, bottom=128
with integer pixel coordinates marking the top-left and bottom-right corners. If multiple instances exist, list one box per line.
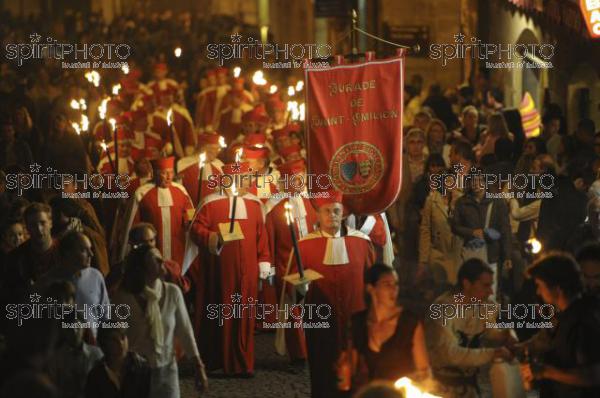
left=217, top=89, right=253, bottom=145
left=287, top=191, right=375, bottom=398
left=265, top=159, right=318, bottom=366
left=188, top=161, right=272, bottom=376
left=243, top=145, right=279, bottom=204
left=195, top=69, right=218, bottom=132
left=120, top=156, right=194, bottom=266
left=177, top=133, right=224, bottom=207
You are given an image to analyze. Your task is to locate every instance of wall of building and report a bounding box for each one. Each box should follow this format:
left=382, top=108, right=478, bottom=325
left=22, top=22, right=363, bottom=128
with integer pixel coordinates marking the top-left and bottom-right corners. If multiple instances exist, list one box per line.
left=378, top=0, right=464, bottom=90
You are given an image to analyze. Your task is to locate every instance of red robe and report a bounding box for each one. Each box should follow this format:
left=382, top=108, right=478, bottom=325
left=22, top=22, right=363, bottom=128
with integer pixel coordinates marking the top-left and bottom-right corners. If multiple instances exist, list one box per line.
left=123, top=182, right=193, bottom=266
left=177, top=157, right=223, bottom=208
left=217, top=103, right=253, bottom=144
left=189, top=192, right=270, bottom=375
left=172, top=103, right=196, bottom=151
left=265, top=196, right=318, bottom=360
left=195, top=87, right=217, bottom=131
left=289, top=230, right=374, bottom=398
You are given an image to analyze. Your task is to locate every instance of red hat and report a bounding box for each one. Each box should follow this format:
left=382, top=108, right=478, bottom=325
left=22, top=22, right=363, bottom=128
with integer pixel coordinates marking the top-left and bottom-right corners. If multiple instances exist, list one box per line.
left=198, top=133, right=221, bottom=146
left=216, top=67, right=228, bottom=76
left=312, top=189, right=343, bottom=209
left=106, top=99, right=123, bottom=116
left=243, top=146, right=269, bottom=159
left=272, top=127, right=290, bottom=141
left=244, top=133, right=267, bottom=147
left=242, top=105, right=269, bottom=124
left=278, top=144, right=302, bottom=159
left=206, top=69, right=217, bottom=78
left=287, top=123, right=301, bottom=134
left=129, top=69, right=142, bottom=81
left=222, top=162, right=251, bottom=175
left=121, top=78, right=138, bottom=93
left=277, top=159, right=306, bottom=177
left=154, top=63, right=168, bottom=72
left=232, top=77, right=245, bottom=85
left=151, top=156, right=175, bottom=171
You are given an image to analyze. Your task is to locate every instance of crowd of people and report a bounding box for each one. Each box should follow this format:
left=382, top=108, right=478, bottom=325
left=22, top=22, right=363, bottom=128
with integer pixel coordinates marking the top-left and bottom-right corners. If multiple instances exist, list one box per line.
left=1, top=7, right=600, bottom=398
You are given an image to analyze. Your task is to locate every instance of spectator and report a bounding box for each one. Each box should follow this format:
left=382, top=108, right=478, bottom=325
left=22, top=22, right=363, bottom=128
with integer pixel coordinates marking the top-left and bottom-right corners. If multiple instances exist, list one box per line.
left=521, top=253, right=600, bottom=397
left=85, top=326, right=151, bottom=398
left=0, top=112, right=33, bottom=170
left=451, top=171, right=512, bottom=297
left=426, top=118, right=451, bottom=166
left=455, top=105, right=485, bottom=146
left=350, top=264, right=430, bottom=390
left=423, top=84, right=459, bottom=130
left=575, top=242, right=600, bottom=296
left=425, top=259, right=518, bottom=398
left=111, top=244, right=207, bottom=397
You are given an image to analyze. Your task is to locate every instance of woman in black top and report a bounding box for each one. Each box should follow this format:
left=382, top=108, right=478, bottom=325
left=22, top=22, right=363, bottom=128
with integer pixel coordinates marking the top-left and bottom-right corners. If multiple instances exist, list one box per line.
left=351, top=264, right=431, bottom=388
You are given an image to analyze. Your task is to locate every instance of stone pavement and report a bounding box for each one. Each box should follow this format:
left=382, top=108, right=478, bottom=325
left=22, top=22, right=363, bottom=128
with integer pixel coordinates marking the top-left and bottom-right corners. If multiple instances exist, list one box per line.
left=180, top=332, right=311, bottom=398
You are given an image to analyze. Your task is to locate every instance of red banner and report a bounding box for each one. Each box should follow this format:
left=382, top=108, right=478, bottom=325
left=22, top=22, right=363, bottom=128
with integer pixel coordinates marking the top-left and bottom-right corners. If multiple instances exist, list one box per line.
left=304, top=55, right=405, bottom=215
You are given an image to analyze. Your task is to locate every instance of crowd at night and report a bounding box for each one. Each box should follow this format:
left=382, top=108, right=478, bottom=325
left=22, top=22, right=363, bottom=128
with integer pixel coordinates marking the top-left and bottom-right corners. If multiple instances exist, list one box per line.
left=0, top=2, right=600, bottom=398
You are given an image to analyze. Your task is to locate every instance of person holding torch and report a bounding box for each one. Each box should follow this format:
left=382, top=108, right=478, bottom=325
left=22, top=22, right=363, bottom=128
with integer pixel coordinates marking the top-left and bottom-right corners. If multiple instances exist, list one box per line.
left=188, top=159, right=272, bottom=377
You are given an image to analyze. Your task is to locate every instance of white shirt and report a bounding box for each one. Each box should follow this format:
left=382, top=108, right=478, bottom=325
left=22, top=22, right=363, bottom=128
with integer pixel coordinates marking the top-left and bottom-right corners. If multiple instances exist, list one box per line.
left=112, top=282, right=200, bottom=368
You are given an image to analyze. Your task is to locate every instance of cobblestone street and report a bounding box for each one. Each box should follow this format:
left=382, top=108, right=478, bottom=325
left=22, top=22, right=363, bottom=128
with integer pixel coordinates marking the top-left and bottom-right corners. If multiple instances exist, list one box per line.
left=180, top=332, right=311, bottom=398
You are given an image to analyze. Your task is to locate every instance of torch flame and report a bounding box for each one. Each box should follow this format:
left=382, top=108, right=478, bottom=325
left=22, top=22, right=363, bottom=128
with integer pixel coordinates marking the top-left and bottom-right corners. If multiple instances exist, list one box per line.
left=198, top=152, right=207, bottom=170
left=100, top=140, right=108, bottom=151
left=121, top=64, right=129, bottom=74
left=174, top=47, right=182, bottom=58
left=287, top=86, right=295, bottom=96
left=98, top=98, right=109, bottom=120
left=299, top=103, right=305, bottom=121
left=295, top=80, right=304, bottom=91
left=85, top=71, right=100, bottom=87
left=80, top=115, right=89, bottom=132
left=284, top=201, right=292, bottom=225
left=167, top=108, right=173, bottom=126
left=527, top=238, right=542, bottom=254
left=233, top=67, right=241, bottom=78
left=70, top=99, right=80, bottom=110
left=112, top=84, right=121, bottom=96
left=218, top=136, right=227, bottom=148
left=231, top=179, right=238, bottom=196
left=252, top=70, right=267, bottom=86
left=394, top=377, right=441, bottom=398
left=108, top=118, right=116, bottom=131
left=235, top=147, right=243, bottom=163
left=269, top=85, right=278, bottom=94
left=79, top=98, right=87, bottom=110
left=71, top=122, right=81, bottom=135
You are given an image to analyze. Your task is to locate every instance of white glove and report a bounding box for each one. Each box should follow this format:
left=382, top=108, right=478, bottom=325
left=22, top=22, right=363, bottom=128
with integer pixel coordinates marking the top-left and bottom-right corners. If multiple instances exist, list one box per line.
left=296, top=282, right=309, bottom=296
left=259, top=262, right=271, bottom=279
